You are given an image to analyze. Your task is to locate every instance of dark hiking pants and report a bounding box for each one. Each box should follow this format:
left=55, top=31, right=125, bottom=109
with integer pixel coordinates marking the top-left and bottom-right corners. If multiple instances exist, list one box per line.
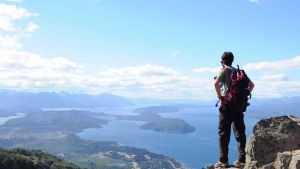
left=218, top=106, right=246, bottom=163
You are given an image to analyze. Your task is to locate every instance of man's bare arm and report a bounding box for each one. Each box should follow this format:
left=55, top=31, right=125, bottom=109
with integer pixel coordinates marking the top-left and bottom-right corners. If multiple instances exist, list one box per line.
left=214, top=79, right=222, bottom=98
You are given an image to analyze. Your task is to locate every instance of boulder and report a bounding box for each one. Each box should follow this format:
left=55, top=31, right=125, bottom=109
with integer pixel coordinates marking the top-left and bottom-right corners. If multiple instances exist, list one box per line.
left=245, top=115, right=300, bottom=169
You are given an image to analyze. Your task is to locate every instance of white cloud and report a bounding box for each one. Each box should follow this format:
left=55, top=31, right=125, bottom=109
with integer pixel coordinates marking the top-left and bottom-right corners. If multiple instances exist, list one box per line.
left=1, top=2, right=300, bottom=100
left=2, top=51, right=300, bottom=99
left=244, top=56, right=300, bottom=97
left=6, top=0, right=23, bottom=3
left=0, top=58, right=214, bottom=99
left=0, top=3, right=35, bottom=31
left=0, top=49, right=83, bottom=73
left=259, top=74, right=288, bottom=81
left=193, top=67, right=220, bottom=74
left=252, top=81, right=300, bottom=98
left=95, top=64, right=213, bottom=98
left=0, top=49, right=86, bottom=91
left=243, top=56, right=300, bottom=73
left=193, top=56, right=300, bottom=99
left=25, top=22, right=38, bottom=32
left=98, top=64, right=178, bottom=77
left=249, top=0, right=261, bottom=4
left=0, top=1, right=214, bottom=100
left=0, top=2, right=83, bottom=93
left=0, top=3, right=38, bottom=50
left=194, top=56, right=300, bottom=74
left=0, top=34, right=23, bottom=49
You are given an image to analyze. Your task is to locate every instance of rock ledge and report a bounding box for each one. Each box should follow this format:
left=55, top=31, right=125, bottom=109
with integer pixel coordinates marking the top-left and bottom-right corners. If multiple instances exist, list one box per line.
left=245, top=115, right=300, bottom=169
left=203, top=115, right=300, bottom=169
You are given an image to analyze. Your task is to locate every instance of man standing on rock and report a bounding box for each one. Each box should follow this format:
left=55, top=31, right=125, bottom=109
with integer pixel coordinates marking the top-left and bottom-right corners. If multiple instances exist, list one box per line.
left=214, top=52, right=255, bottom=168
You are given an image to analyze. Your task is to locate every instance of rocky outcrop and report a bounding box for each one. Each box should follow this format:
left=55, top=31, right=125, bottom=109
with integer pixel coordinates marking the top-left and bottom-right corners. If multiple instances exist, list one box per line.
left=245, top=115, right=300, bottom=169
left=203, top=115, right=300, bottom=169
left=273, top=150, right=300, bottom=169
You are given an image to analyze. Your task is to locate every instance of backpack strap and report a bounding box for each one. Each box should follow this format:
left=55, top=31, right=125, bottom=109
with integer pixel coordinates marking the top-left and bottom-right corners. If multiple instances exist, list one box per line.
left=223, top=67, right=234, bottom=91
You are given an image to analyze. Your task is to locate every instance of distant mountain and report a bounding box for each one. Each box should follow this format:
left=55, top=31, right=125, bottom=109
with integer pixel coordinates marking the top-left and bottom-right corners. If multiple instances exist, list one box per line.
left=132, top=96, right=300, bottom=119
left=247, top=96, right=300, bottom=118
left=134, top=105, right=180, bottom=114
left=0, top=90, right=135, bottom=108
left=0, top=109, right=13, bottom=117
left=0, top=147, right=82, bottom=169
left=130, top=97, right=206, bottom=105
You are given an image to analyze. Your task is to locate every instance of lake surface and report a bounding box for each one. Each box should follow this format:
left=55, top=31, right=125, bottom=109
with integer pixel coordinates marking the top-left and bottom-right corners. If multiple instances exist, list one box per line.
left=0, top=113, right=26, bottom=125
left=76, top=106, right=259, bottom=169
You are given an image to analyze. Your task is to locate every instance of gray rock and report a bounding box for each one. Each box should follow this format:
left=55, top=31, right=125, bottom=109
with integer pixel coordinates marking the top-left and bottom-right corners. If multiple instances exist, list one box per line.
left=288, top=150, right=300, bottom=169
left=273, top=151, right=292, bottom=169
left=203, top=115, right=300, bottom=169
left=202, top=165, right=240, bottom=169
left=245, top=115, right=300, bottom=169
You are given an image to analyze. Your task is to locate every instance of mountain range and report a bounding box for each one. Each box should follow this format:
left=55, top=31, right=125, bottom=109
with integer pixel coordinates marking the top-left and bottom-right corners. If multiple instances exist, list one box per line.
left=0, top=90, right=135, bottom=108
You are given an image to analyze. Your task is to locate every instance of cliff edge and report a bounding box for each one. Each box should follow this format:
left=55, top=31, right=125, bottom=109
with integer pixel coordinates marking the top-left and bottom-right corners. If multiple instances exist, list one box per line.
left=245, top=115, right=300, bottom=169
left=204, top=115, right=300, bottom=169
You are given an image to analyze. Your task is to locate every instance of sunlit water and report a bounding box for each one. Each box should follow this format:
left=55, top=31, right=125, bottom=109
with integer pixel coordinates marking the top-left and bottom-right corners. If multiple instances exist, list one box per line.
left=0, top=113, right=26, bottom=125
left=76, top=106, right=259, bottom=169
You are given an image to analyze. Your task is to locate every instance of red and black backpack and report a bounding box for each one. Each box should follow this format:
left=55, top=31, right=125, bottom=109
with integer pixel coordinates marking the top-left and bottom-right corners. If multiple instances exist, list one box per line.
left=222, top=65, right=251, bottom=112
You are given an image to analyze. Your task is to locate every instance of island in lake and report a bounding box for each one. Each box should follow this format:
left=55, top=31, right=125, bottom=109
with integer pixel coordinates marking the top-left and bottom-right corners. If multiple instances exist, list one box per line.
left=116, top=112, right=196, bottom=134
left=0, top=108, right=185, bottom=169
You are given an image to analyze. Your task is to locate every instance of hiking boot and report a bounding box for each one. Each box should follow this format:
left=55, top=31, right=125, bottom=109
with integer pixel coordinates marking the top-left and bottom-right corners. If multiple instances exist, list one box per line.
left=213, top=161, right=229, bottom=168
left=233, top=160, right=245, bottom=168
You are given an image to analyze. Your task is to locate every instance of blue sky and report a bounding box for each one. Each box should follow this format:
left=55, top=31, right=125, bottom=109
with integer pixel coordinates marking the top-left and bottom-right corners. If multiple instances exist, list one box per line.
left=1, top=0, right=300, bottom=99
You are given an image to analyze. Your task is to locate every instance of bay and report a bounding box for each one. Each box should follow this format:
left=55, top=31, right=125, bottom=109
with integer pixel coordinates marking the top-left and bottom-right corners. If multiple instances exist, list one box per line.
left=0, top=113, right=26, bottom=125
left=76, top=106, right=259, bottom=169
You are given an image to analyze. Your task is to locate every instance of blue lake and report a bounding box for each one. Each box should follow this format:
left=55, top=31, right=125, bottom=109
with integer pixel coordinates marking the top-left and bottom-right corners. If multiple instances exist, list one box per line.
left=76, top=106, right=259, bottom=169
left=0, top=113, right=26, bottom=125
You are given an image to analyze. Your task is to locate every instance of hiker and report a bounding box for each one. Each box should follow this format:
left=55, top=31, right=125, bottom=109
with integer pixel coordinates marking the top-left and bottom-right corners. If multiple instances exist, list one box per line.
left=214, top=52, right=254, bottom=168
